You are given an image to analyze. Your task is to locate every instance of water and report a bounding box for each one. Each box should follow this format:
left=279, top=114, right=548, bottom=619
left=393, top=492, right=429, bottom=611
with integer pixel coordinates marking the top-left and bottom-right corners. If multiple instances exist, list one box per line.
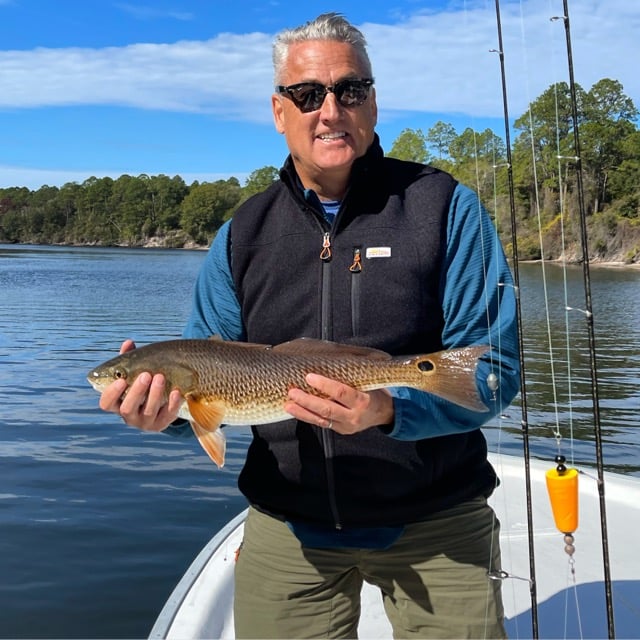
left=485, top=262, right=640, bottom=474
left=1, top=245, right=639, bottom=638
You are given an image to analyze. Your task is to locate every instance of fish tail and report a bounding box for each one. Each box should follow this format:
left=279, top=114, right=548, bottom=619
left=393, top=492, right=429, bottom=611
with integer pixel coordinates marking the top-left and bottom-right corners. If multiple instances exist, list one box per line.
left=413, top=345, right=489, bottom=413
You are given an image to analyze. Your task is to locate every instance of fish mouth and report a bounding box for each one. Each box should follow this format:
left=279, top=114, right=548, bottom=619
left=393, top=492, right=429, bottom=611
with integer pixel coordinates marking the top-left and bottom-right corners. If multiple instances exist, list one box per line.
left=87, top=372, right=108, bottom=392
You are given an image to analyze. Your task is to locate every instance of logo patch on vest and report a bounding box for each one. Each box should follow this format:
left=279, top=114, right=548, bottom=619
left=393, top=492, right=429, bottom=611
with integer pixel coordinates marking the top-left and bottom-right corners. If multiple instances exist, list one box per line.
left=365, top=247, right=391, bottom=259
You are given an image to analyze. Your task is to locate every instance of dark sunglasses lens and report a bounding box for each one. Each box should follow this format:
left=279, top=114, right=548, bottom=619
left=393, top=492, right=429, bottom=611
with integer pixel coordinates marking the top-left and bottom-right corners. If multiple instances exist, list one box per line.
left=284, top=80, right=372, bottom=112
left=335, top=81, right=370, bottom=107
left=289, top=84, right=326, bottom=112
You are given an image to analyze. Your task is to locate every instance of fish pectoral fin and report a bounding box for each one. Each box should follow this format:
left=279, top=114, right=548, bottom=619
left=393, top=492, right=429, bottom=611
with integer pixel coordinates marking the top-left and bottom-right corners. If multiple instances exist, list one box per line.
left=186, top=397, right=227, bottom=468
left=190, top=421, right=227, bottom=469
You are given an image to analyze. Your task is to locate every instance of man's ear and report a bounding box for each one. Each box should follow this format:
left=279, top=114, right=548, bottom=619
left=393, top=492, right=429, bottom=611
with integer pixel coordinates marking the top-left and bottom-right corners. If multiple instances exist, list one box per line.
left=370, top=88, right=378, bottom=127
left=272, top=94, right=285, bottom=134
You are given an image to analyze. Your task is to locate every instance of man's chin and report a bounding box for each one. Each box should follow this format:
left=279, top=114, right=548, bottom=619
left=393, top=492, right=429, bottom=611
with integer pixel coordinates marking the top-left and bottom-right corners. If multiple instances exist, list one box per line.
left=312, top=147, right=358, bottom=171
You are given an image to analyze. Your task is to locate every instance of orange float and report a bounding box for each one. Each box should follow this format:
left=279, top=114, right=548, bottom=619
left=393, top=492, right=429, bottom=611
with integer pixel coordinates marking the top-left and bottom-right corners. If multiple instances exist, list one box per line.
left=545, top=455, right=579, bottom=534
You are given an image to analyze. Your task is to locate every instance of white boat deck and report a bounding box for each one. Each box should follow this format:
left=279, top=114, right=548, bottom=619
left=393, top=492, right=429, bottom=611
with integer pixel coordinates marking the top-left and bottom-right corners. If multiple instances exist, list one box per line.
left=150, top=453, right=640, bottom=639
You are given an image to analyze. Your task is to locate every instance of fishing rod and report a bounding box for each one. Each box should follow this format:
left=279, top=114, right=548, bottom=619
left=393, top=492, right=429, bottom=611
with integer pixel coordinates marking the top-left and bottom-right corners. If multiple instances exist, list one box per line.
left=551, top=1, right=615, bottom=636
left=490, top=1, right=539, bottom=637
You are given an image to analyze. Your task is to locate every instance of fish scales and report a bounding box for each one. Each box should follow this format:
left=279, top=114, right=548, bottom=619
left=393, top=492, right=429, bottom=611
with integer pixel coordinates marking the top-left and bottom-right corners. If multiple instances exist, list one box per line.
left=88, top=337, right=489, bottom=468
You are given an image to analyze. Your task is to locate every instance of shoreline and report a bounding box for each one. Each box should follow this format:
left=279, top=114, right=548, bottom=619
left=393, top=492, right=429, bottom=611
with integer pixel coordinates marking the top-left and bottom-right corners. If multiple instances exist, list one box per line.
left=2, top=240, right=639, bottom=267
left=520, top=258, right=640, bottom=270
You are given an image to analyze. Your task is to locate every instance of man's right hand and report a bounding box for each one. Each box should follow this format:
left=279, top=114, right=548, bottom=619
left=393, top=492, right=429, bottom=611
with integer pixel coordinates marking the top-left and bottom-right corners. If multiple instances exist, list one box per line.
left=98, top=339, right=183, bottom=432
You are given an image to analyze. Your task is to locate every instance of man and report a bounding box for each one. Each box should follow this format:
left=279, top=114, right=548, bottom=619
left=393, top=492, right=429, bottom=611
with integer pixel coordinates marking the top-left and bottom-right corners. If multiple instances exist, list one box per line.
left=100, top=13, right=520, bottom=639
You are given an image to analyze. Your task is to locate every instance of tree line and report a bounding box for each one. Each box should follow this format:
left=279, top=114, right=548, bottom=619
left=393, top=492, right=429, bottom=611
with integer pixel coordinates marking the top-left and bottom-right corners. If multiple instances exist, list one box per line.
left=1, top=77, right=639, bottom=262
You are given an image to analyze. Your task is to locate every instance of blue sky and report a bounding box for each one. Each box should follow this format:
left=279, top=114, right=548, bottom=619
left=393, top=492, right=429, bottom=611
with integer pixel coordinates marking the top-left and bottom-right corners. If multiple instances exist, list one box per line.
left=1, top=0, right=638, bottom=190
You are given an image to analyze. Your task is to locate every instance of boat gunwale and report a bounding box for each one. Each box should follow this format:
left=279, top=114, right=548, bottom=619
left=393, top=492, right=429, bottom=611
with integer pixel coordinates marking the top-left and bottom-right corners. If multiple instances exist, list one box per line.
left=149, top=509, right=248, bottom=639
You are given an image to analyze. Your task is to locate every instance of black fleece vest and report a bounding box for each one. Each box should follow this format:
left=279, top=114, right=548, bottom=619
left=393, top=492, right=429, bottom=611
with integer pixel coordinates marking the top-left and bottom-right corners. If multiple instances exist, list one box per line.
left=229, top=141, right=496, bottom=527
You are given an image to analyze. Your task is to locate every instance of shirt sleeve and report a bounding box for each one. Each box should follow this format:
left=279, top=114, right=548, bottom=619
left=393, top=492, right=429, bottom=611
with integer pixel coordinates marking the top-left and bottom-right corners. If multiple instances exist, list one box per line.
left=182, top=220, right=245, bottom=341
left=385, top=183, right=520, bottom=440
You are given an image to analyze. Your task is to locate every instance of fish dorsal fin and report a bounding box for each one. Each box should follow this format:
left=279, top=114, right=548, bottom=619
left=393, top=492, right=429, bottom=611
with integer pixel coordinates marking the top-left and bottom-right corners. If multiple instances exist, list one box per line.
left=273, top=338, right=391, bottom=360
left=207, top=335, right=273, bottom=350
left=186, top=396, right=227, bottom=468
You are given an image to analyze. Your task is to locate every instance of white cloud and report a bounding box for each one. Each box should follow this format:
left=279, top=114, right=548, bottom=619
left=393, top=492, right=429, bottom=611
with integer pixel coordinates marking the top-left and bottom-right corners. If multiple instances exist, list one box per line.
left=1, top=0, right=637, bottom=191
left=0, top=0, right=637, bottom=123
left=367, top=0, right=640, bottom=119
left=0, top=34, right=275, bottom=122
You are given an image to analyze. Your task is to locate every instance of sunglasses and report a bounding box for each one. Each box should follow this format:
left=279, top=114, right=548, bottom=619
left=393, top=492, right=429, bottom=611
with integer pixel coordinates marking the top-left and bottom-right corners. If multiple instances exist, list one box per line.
left=276, top=78, right=374, bottom=113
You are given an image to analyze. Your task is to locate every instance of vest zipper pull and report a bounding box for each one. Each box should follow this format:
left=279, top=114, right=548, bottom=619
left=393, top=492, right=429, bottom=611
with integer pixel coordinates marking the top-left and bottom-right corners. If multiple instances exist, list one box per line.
left=349, top=248, right=362, bottom=272
left=320, top=232, right=332, bottom=261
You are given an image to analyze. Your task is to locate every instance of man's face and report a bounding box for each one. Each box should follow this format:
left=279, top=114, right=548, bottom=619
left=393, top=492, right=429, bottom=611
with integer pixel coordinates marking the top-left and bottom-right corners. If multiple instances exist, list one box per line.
left=272, top=40, right=377, bottom=194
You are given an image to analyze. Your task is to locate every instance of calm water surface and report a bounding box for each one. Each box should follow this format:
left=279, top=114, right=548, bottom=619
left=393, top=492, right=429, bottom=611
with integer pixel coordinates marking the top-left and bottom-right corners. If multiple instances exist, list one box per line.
left=1, top=244, right=639, bottom=638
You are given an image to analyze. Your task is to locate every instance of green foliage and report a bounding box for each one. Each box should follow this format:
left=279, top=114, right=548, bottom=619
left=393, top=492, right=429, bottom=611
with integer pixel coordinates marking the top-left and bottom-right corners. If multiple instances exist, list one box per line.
left=0, top=77, right=638, bottom=260
left=387, top=128, right=430, bottom=163
left=242, top=166, right=279, bottom=201
left=180, top=179, right=241, bottom=244
left=426, top=121, right=457, bottom=159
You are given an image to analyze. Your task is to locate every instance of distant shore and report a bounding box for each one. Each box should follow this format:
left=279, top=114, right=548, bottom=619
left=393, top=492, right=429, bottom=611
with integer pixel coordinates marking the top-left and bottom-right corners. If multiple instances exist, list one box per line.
left=519, top=258, right=640, bottom=269
left=2, top=239, right=639, bottom=268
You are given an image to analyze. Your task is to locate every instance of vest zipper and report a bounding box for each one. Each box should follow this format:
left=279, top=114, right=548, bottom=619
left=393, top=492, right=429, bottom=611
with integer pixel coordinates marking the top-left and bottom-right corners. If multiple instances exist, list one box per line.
left=318, top=230, right=342, bottom=530
left=320, top=232, right=333, bottom=342
left=349, top=248, right=362, bottom=336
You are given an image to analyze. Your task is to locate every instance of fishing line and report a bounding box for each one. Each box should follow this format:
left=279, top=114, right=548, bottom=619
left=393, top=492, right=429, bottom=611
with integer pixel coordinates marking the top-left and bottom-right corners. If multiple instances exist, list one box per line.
left=507, top=2, right=588, bottom=637
left=515, top=0, right=567, bottom=453
left=503, top=1, right=614, bottom=637
left=489, top=1, right=540, bottom=637
left=551, top=2, right=615, bottom=636
left=548, top=2, right=578, bottom=469
left=543, top=15, right=588, bottom=633
left=452, top=3, right=617, bottom=636
left=461, top=3, right=523, bottom=635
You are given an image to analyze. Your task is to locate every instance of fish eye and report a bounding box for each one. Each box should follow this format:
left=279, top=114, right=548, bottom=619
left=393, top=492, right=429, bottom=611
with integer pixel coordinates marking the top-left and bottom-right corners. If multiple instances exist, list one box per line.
left=113, top=369, right=125, bottom=379
left=418, top=360, right=435, bottom=372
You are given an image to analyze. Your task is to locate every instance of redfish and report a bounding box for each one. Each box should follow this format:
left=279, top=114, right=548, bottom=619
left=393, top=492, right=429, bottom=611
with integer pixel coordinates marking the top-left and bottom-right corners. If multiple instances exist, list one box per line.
left=88, top=337, right=489, bottom=468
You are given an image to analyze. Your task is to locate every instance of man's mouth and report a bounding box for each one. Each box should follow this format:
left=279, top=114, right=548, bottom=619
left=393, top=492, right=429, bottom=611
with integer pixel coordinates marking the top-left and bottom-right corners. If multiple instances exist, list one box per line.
left=318, top=131, right=347, bottom=141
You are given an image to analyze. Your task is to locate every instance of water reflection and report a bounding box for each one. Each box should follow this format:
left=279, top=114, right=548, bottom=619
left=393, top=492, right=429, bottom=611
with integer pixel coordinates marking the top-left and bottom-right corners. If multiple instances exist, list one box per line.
left=503, top=263, right=640, bottom=473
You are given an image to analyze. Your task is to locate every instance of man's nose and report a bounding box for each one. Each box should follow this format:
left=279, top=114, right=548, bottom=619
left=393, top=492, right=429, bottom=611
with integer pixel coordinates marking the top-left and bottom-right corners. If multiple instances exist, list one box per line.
left=319, top=91, right=341, bottom=119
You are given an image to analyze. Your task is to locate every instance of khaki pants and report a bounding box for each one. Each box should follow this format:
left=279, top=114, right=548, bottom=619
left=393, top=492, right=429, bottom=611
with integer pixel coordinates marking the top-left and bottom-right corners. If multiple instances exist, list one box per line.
left=234, top=500, right=506, bottom=639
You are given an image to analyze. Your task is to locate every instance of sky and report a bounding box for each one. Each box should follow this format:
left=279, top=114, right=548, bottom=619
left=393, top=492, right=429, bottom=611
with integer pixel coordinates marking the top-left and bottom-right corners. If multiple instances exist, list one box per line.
left=0, top=0, right=638, bottom=190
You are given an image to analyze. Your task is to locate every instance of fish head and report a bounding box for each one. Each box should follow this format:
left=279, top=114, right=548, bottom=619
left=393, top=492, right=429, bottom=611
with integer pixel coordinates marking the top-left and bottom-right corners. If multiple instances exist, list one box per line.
left=87, top=345, right=196, bottom=395
left=87, top=351, right=138, bottom=393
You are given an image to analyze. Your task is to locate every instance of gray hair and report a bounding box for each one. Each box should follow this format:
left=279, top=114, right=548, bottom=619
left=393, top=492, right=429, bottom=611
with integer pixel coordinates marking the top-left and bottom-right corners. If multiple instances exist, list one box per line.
left=273, top=12, right=372, bottom=85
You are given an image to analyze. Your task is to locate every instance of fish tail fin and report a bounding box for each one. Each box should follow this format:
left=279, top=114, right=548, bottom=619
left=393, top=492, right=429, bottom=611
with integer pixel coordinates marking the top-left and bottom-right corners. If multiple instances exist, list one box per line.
left=186, top=396, right=227, bottom=468
left=414, top=345, right=489, bottom=413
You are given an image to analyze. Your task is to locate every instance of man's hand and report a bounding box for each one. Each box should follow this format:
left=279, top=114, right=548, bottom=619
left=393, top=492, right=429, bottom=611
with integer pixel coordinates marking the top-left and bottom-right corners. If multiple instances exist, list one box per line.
left=98, top=339, right=182, bottom=432
left=285, top=373, right=394, bottom=435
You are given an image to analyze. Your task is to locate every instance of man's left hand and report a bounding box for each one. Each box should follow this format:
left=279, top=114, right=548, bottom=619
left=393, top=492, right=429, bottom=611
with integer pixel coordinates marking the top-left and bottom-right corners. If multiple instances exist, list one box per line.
left=285, top=373, right=395, bottom=435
